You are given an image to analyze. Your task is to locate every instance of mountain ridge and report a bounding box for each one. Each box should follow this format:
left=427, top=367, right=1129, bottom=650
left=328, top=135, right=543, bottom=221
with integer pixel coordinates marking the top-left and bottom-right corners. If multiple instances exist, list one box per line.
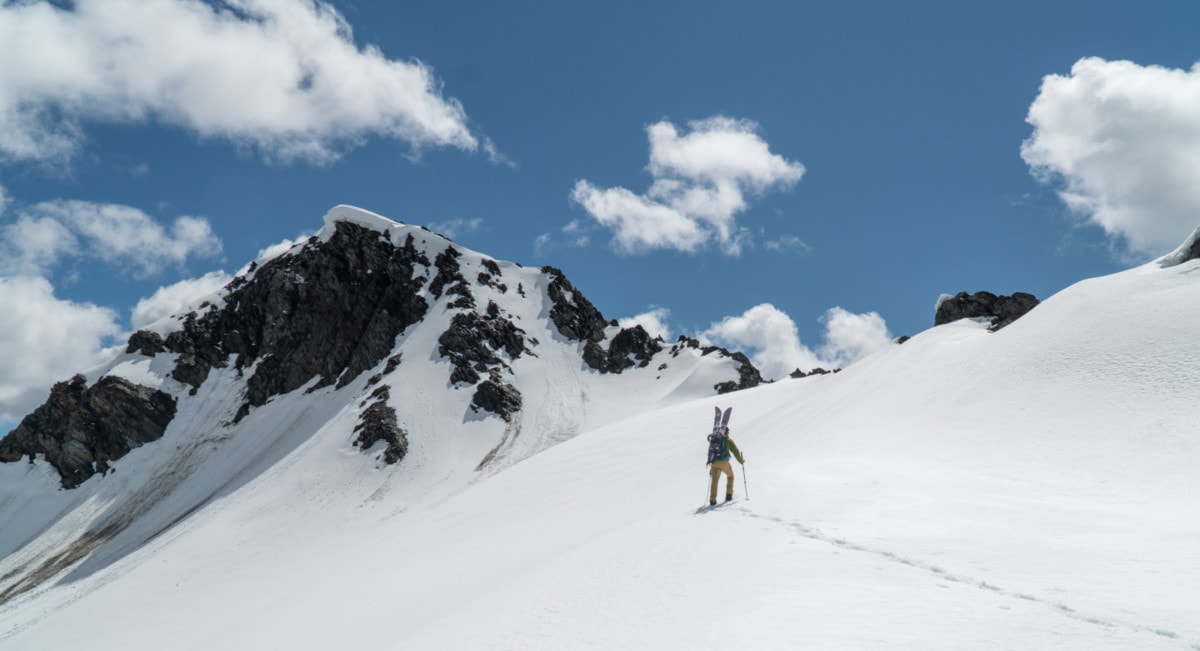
left=0, top=205, right=770, bottom=615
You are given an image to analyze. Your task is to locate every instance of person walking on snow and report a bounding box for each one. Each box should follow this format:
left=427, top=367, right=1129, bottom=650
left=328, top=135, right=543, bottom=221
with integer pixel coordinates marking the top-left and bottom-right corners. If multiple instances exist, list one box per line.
left=707, top=428, right=745, bottom=505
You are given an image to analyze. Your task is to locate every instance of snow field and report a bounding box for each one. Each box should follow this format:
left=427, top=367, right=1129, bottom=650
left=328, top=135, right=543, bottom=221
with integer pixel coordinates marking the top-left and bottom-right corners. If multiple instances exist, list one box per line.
left=2, top=226, right=1199, bottom=648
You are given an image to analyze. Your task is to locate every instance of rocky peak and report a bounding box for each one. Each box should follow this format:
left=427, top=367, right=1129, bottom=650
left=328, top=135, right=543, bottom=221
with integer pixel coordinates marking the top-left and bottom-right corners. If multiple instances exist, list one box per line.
left=1, top=207, right=768, bottom=488
left=161, top=222, right=431, bottom=421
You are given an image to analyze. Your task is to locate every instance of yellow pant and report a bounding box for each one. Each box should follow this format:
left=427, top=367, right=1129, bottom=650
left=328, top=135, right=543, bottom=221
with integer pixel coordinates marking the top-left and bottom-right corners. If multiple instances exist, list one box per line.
left=709, top=461, right=735, bottom=502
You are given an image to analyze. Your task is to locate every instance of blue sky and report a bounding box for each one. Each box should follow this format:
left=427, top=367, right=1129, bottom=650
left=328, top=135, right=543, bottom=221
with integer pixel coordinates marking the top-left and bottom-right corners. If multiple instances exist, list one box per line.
left=2, top=0, right=1200, bottom=425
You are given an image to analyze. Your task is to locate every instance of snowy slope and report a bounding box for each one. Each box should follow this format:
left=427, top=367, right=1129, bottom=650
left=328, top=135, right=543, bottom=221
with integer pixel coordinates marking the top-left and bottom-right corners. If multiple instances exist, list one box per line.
left=2, top=222, right=1199, bottom=649
left=0, top=206, right=755, bottom=621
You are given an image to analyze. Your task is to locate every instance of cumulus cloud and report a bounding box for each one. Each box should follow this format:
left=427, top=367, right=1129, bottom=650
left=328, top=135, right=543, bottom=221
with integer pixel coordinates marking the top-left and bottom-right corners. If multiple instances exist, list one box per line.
left=1, top=200, right=222, bottom=277
left=817, top=307, right=892, bottom=369
left=701, top=303, right=891, bottom=379
left=571, top=116, right=805, bottom=256
left=0, top=0, right=480, bottom=165
left=1022, top=57, right=1200, bottom=257
left=618, top=307, right=671, bottom=341
left=0, top=276, right=123, bottom=420
left=131, top=270, right=233, bottom=329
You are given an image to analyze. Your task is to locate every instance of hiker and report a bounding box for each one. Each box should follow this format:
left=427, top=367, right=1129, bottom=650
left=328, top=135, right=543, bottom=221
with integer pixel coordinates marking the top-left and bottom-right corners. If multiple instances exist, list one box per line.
left=707, top=428, right=745, bottom=505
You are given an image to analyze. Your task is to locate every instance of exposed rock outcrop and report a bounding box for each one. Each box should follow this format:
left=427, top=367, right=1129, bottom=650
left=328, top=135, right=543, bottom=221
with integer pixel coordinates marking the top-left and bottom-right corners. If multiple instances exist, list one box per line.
left=583, top=325, right=663, bottom=373
left=712, top=349, right=765, bottom=394
left=353, top=386, right=407, bottom=464
left=126, top=330, right=166, bottom=356
left=789, top=367, right=837, bottom=379
left=163, top=222, right=430, bottom=421
left=935, top=291, right=1039, bottom=331
left=437, top=310, right=528, bottom=386
left=543, top=266, right=609, bottom=344
left=665, top=336, right=763, bottom=393
left=429, top=245, right=475, bottom=309
left=0, top=375, right=176, bottom=488
left=471, top=376, right=523, bottom=422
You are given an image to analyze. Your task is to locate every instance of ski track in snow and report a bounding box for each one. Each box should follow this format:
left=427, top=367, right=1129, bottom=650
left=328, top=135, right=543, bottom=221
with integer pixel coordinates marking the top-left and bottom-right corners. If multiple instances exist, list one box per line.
left=705, top=504, right=1189, bottom=647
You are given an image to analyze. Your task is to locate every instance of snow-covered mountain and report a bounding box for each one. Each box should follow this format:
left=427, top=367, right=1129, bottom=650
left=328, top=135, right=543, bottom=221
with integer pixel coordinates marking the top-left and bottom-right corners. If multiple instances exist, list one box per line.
left=0, top=206, right=758, bottom=602
left=1, top=209, right=1198, bottom=650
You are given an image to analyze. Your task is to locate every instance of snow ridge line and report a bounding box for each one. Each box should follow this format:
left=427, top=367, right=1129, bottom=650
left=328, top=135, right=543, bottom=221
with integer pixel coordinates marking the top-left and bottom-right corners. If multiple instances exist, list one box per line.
left=733, top=509, right=1189, bottom=646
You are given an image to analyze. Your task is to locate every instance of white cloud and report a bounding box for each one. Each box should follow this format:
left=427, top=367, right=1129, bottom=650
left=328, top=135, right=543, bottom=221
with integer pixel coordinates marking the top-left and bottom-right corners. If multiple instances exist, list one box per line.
left=571, top=116, right=805, bottom=256
left=131, top=270, right=233, bottom=329
left=0, top=0, right=480, bottom=166
left=701, top=303, right=891, bottom=379
left=618, top=307, right=671, bottom=341
left=0, top=276, right=123, bottom=420
left=249, top=232, right=312, bottom=268
left=532, top=233, right=553, bottom=258
left=763, top=234, right=811, bottom=254
left=532, top=220, right=591, bottom=257
left=1022, top=57, right=1200, bottom=257
left=0, top=214, right=78, bottom=275
left=427, top=217, right=483, bottom=240
left=1, top=200, right=222, bottom=277
left=702, top=304, right=822, bottom=379
left=817, top=307, right=892, bottom=369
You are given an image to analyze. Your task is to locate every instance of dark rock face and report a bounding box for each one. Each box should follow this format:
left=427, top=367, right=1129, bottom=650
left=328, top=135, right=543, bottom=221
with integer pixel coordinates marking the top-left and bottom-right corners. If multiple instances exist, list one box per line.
left=583, top=325, right=663, bottom=373
left=671, top=335, right=701, bottom=355
left=353, top=387, right=407, bottom=464
left=126, top=330, right=166, bottom=356
left=608, top=326, right=662, bottom=370
left=472, top=377, right=522, bottom=422
left=712, top=350, right=765, bottom=395
left=437, top=311, right=528, bottom=386
left=429, top=246, right=473, bottom=309
left=935, top=291, right=1040, bottom=331
left=543, top=266, right=608, bottom=344
left=163, top=223, right=430, bottom=420
left=541, top=267, right=674, bottom=376
left=436, top=304, right=527, bottom=421
left=0, top=375, right=176, bottom=488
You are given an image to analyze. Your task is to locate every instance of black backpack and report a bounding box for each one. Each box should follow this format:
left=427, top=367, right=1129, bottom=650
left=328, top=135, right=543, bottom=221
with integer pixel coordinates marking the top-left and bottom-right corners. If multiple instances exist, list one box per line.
left=707, top=434, right=727, bottom=465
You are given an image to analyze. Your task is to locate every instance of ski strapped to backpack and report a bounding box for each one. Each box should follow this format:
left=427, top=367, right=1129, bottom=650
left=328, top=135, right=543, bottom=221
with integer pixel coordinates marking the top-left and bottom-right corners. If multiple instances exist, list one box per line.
left=707, top=407, right=732, bottom=465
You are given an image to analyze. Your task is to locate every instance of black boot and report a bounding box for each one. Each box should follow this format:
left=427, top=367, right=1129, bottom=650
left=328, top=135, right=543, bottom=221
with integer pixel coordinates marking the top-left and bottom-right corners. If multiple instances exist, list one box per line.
left=725, top=494, right=733, bottom=502
left=709, top=500, right=716, bottom=506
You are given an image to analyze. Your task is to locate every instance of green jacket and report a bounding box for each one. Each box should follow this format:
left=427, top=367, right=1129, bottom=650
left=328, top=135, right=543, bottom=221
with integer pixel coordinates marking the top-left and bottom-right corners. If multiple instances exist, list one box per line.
left=714, top=436, right=744, bottom=464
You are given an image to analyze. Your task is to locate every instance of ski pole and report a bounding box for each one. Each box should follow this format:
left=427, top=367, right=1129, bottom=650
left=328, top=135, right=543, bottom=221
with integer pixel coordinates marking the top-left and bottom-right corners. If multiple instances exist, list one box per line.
left=704, top=467, right=711, bottom=506
left=742, top=462, right=749, bottom=500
